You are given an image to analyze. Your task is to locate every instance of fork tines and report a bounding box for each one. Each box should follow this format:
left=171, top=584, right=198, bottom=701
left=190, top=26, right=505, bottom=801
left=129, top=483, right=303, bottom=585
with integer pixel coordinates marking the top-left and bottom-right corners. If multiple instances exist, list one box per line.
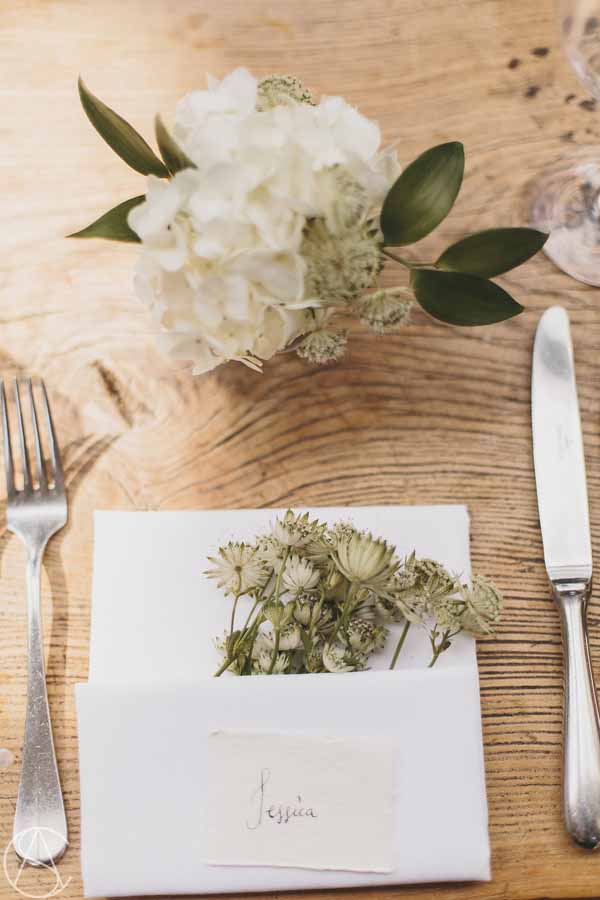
left=1, top=379, right=64, bottom=496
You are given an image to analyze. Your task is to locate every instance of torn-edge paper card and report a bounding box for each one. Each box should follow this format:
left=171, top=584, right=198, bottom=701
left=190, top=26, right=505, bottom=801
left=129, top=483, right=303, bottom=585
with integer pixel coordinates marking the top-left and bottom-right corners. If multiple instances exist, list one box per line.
left=205, top=730, right=394, bottom=872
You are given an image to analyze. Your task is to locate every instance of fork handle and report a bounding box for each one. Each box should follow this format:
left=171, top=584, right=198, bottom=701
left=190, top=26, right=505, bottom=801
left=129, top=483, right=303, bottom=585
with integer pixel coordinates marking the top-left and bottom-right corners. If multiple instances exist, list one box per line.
left=554, top=579, right=600, bottom=850
left=13, top=546, right=67, bottom=866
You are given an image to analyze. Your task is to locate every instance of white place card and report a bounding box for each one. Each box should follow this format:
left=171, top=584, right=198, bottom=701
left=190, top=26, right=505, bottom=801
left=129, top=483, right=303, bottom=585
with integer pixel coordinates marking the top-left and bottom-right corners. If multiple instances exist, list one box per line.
left=205, top=730, right=395, bottom=873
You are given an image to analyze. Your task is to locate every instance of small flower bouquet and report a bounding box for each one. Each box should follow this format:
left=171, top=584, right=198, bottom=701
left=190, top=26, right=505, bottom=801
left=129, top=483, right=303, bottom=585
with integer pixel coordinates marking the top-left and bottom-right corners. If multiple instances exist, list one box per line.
left=72, top=69, right=547, bottom=375
left=206, top=510, right=502, bottom=675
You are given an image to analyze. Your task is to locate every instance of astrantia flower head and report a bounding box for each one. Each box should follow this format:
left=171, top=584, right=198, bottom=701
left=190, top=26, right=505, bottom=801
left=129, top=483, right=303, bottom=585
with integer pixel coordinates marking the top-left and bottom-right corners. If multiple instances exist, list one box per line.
left=278, top=623, right=304, bottom=651
left=406, top=555, right=457, bottom=604
left=271, top=509, right=316, bottom=547
left=256, top=75, right=314, bottom=111
left=294, top=601, right=313, bottom=627
left=460, top=575, right=503, bottom=636
left=303, top=533, right=334, bottom=564
left=334, top=531, right=397, bottom=587
left=322, top=641, right=367, bottom=673
left=329, top=521, right=356, bottom=546
left=263, top=600, right=287, bottom=628
left=377, top=568, right=425, bottom=623
left=282, top=555, right=320, bottom=594
left=431, top=596, right=464, bottom=631
left=256, top=536, right=286, bottom=568
left=206, top=543, right=266, bottom=595
left=346, top=619, right=388, bottom=653
left=359, top=287, right=412, bottom=334
left=302, top=218, right=383, bottom=306
left=254, top=649, right=290, bottom=674
left=296, top=329, right=347, bottom=365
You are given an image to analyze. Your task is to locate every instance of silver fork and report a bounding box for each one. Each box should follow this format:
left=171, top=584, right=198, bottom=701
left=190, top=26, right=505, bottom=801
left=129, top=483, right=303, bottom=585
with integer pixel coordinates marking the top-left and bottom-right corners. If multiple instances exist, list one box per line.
left=2, top=379, right=68, bottom=866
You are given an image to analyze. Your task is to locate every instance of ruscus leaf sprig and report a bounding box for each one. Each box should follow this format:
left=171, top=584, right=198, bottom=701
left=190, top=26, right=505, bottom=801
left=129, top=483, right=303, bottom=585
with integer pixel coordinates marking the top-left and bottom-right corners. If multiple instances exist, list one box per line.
left=205, top=510, right=503, bottom=675
left=380, top=142, right=548, bottom=326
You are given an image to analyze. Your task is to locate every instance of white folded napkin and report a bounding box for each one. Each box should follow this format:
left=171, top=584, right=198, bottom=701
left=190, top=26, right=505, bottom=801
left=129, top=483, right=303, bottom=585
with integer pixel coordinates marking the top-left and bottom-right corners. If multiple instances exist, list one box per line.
left=76, top=506, right=491, bottom=897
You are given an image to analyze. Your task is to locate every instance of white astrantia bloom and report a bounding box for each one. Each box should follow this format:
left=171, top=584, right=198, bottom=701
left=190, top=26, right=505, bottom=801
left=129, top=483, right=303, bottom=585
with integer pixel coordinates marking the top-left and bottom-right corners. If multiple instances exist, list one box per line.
left=205, top=542, right=266, bottom=595
left=282, top=555, right=320, bottom=594
left=128, top=68, right=399, bottom=374
left=256, top=536, right=286, bottom=568
left=460, top=576, right=503, bottom=636
left=334, top=531, right=398, bottom=588
left=270, top=510, right=312, bottom=548
left=322, top=641, right=367, bottom=673
left=296, top=329, right=348, bottom=365
left=254, top=649, right=290, bottom=674
left=261, top=623, right=303, bottom=651
left=359, top=287, right=412, bottom=334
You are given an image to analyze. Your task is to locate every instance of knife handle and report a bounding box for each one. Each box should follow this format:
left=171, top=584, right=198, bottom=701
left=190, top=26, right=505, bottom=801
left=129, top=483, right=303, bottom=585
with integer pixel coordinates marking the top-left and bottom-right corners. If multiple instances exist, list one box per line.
left=554, top=579, right=600, bottom=849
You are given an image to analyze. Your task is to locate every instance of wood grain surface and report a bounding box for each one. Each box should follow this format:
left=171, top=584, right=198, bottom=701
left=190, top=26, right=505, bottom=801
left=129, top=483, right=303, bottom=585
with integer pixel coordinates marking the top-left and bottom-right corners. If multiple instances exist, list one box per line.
left=1, top=1, right=600, bottom=898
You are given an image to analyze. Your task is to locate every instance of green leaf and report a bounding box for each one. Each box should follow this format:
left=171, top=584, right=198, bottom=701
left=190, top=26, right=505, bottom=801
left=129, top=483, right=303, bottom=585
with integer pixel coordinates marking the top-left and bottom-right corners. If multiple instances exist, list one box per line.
left=410, top=268, right=523, bottom=326
left=68, top=196, right=144, bottom=242
left=155, top=115, right=196, bottom=174
left=437, top=227, right=548, bottom=277
left=78, top=77, right=168, bottom=177
left=380, top=142, right=465, bottom=246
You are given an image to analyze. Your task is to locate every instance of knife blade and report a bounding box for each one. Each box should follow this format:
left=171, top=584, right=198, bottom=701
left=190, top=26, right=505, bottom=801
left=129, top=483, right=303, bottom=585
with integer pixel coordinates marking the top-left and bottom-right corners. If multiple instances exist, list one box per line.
left=532, top=305, right=600, bottom=850
left=532, top=305, right=592, bottom=582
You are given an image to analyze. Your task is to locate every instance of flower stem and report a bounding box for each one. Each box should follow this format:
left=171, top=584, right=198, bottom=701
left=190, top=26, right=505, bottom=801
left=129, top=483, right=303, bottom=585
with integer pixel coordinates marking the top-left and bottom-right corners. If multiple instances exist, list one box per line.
left=427, top=628, right=454, bottom=668
left=266, top=549, right=289, bottom=674
left=382, top=249, right=435, bottom=270
left=428, top=647, right=442, bottom=668
left=389, top=620, right=411, bottom=670
left=229, top=593, right=240, bottom=636
left=214, top=657, right=233, bottom=677
left=267, top=628, right=281, bottom=674
left=382, top=249, right=415, bottom=267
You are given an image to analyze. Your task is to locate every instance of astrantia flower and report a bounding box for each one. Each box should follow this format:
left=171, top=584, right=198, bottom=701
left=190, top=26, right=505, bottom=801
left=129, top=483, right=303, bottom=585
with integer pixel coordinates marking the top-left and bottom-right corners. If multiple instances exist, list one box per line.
left=271, top=510, right=312, bottom=547
left=407, top=555, right=457, bottom=604
left=256, top=536, right=286, bottom=568
left=377, top=569, right=423, bottom=623
left=334, top=531, right=397, bottom=587
left=431, top=596, right=464, bottom=632
left=125, top=68, right=399, bottom=374
left=254, top=649, right=290, bottom=674
left=206, top=543, right=266, bottom=595
left=256, top=75, right=314, bottom=111
left=460, top=576, right=503, bottom=636
left=282, top=555, right=320, bottom=594
left=359, top=288, right=412, bottom=334
left=301, top=218, right=383, bottom=306
left=346, top=619, right=388, bottom=653
left=323, top=644, right=363, bottom=672
left=263, top=600, right=287, bottom=628
left=329, top=521, right=356, bottom=547
left=296, top=329, right=347, bottom=365
left=294, top=601, right=313, bottom=627
left=262, top=623, right=303, bottom=651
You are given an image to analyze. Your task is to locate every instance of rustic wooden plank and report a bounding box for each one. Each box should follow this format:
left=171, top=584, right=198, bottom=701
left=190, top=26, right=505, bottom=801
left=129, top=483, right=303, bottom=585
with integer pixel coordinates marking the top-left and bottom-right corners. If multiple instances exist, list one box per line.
left=2, top=0, right=600, bottom=897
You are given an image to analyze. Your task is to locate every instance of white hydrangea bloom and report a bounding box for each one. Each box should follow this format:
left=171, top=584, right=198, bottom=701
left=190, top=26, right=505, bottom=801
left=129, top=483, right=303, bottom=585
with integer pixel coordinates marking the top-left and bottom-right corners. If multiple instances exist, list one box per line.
left=128, top=68, right=399, bottom=374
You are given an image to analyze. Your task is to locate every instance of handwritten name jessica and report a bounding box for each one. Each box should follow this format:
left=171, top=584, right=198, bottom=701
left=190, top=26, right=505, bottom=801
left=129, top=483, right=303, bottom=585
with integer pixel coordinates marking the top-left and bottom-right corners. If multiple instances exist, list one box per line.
left=246, top=768, right=319, bottom=829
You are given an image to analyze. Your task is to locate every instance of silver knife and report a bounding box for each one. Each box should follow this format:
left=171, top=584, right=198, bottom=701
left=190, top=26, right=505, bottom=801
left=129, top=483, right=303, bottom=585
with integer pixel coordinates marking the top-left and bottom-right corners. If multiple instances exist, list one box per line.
left=532, top=305, right=600, bottom=849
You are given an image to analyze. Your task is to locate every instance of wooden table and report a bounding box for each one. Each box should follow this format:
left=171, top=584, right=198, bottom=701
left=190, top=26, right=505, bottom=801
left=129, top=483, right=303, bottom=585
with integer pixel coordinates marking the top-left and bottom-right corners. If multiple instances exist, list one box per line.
left=2, top=0, right=600, bottom=897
